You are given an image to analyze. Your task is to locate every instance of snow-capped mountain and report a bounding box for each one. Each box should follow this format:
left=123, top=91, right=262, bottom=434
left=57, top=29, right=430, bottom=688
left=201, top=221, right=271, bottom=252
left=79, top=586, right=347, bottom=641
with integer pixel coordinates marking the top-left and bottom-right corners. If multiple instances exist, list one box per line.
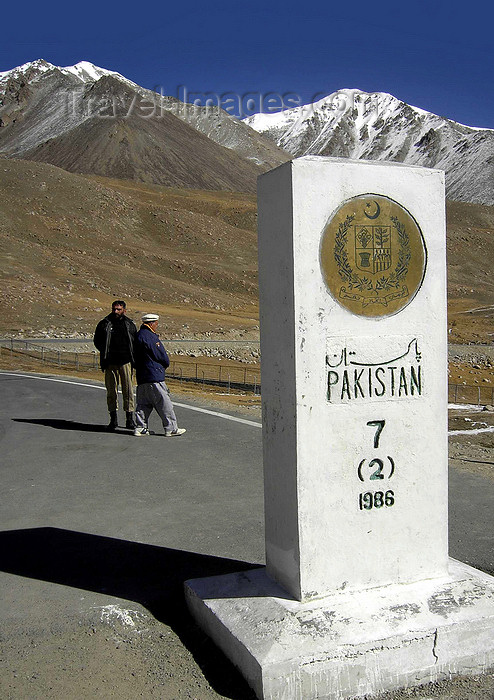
left=0, top=60, right=287, bottom=190
left=2, top=63, right=493, bottom=204
left=0, top=60, right=141, bottom=156
left=244, top=89, right=494, bottom=205
left=0, top=58, right=138, bottom=88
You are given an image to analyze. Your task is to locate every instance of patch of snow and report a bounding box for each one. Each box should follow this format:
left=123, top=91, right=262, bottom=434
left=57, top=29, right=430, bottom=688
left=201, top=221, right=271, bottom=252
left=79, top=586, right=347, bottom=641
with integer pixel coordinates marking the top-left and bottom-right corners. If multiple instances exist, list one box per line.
left=0, top=59, right=55, bottom=82
left=246, top=88, right=494, bottom=136
left=60, top=61, right=140, bottom=89
left=0, top=59, right=139, bottom=91
left=448, top=404, right=486, bottom=411
left=448, top=426, right=494, bottom=436
left=97, top=604, right=146, bottom=627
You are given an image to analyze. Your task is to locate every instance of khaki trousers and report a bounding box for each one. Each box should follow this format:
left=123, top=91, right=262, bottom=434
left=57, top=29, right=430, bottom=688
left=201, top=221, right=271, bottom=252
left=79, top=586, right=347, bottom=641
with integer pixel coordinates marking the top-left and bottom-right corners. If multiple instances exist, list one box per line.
left=105, top=363, right=135, bottom=412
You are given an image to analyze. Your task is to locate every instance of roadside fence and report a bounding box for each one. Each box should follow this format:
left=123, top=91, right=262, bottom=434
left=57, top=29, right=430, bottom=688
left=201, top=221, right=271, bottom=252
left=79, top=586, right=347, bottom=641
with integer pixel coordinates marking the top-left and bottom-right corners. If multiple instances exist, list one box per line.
left=0, top=338, right=99, bottom=370
left=0, top=339, right=262, bottom=395
left=448, top=383, right=494, bottom=407
left=1, top=339, right=492, bottom=403
left=167, top=359, right=261, bottom=394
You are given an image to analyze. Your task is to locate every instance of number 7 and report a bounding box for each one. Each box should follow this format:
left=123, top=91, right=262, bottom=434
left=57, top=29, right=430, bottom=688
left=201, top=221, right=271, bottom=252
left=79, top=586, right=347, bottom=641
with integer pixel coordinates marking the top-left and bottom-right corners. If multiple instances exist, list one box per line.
left=367, top=420, right=385, bottom=448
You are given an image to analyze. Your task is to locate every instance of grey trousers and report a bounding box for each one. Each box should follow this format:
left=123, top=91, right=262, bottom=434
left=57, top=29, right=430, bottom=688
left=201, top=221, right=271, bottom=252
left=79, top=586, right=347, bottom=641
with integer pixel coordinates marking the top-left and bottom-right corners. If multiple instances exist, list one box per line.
left=135, top=381, right=178, bottom=432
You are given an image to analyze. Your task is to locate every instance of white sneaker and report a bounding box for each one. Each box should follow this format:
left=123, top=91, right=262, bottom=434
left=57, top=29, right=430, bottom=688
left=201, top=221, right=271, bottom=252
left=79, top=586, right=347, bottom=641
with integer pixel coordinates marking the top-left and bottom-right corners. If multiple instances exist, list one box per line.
left=165, top=428, right=186, bottom=437
left=133, top=427, right=149, bottom=436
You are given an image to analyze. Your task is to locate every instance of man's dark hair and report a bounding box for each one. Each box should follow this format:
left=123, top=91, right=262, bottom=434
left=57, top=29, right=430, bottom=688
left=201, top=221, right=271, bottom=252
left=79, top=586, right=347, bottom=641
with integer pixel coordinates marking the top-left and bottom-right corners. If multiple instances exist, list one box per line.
left=112, top=300, right=126, bottom=309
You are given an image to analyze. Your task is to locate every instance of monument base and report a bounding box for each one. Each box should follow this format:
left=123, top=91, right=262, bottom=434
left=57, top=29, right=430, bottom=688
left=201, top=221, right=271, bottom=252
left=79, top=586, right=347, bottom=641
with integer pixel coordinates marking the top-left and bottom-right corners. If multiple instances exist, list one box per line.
left=185, top=559, right=494, bottom=700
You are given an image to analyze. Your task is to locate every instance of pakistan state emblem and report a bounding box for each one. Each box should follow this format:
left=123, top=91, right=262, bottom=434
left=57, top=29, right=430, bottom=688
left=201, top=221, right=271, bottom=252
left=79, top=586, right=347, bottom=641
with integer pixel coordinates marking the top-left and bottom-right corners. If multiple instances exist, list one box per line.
left=320, top=194, right=427, bottom=318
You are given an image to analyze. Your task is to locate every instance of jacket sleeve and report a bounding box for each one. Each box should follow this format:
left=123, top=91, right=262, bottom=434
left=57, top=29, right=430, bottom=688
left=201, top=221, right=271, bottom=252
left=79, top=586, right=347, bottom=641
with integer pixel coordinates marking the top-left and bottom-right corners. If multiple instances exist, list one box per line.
left=128, top=320, right=138, bottom=342
left=127, top=320, right=138, bottom=366
left=93, top=320, right=105, bottom=351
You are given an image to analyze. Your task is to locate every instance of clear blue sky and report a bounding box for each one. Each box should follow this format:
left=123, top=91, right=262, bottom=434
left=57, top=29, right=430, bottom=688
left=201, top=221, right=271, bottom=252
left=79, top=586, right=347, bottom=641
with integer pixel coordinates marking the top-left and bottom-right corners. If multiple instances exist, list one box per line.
left=2, top=0, right=493, bottom=128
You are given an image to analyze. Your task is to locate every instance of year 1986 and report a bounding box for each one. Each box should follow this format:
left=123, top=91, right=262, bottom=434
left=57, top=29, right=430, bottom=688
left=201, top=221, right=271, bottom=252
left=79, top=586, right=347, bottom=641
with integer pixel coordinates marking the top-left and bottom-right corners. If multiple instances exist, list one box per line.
left=359, top=490, right=395, bottom=510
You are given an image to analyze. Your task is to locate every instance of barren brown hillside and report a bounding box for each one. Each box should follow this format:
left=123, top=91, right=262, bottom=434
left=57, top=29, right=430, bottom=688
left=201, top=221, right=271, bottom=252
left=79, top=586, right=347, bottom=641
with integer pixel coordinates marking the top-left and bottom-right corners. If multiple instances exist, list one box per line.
left=21, top=111, right=265, bottom=193
left=0, top=156, right=492, bottom=344
left=444, top=200, right=494, bottom=344
left=0, top=158, right=258, bottom=338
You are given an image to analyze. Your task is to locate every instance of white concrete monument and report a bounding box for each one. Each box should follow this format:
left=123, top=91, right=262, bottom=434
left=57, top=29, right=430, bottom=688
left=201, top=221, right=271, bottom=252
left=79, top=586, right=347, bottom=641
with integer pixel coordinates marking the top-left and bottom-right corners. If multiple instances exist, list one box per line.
left=185, top=157, right=494, bottom=699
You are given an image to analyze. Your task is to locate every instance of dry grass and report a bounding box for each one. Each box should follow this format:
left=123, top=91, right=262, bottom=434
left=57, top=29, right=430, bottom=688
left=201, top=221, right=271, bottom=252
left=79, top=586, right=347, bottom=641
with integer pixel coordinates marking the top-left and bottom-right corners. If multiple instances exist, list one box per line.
left=0, top=158, right=259, bottom=338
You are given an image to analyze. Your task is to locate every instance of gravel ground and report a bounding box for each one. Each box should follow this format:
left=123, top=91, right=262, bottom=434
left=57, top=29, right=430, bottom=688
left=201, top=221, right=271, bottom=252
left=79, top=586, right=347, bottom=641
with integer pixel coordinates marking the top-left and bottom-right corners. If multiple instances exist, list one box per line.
left=2, top=608, right=493, bottom=700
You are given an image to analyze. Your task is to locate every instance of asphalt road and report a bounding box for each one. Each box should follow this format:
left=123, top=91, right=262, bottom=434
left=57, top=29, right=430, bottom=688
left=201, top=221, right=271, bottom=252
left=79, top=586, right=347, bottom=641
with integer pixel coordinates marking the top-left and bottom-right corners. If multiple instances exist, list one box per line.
left=0, top=371, right=493, bottom=698
left=0, top=372, right=264, bottom=626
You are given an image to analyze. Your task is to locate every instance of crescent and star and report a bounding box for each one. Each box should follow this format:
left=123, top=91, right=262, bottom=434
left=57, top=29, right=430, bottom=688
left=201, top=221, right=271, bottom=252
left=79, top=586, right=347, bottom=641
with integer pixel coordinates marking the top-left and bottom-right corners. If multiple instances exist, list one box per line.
left=364, top=200, right=381, bottom=219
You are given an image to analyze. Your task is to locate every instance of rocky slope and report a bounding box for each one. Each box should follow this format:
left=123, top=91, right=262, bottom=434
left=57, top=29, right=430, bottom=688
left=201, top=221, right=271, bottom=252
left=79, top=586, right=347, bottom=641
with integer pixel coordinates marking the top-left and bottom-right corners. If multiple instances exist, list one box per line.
left=245, top=89, right=494, bottom=205
left=0, top=60, right=288, bottom=191
left=0, top=157, right=259, bottom=338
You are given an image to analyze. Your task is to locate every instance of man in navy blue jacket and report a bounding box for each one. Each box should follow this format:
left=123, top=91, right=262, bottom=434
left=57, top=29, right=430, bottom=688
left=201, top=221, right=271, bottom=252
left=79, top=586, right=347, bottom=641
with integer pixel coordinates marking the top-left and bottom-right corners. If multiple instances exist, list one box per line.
left=133, top=313, right=186, bottom=437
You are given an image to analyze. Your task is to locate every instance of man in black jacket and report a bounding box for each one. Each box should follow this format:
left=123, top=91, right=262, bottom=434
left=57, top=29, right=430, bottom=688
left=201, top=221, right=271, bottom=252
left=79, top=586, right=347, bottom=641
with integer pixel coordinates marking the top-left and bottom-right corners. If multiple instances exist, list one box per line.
left=93, top=300, right=137, bottom=430
left=133, top=312, right=186, bottom=437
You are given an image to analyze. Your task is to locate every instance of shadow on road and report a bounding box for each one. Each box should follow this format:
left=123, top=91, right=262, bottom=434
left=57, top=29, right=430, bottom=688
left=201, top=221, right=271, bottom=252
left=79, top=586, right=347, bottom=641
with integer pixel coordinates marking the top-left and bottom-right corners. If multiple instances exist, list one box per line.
left=12, top=418, right=131, bottom=434
left=0, top=527, right=258, bottom=699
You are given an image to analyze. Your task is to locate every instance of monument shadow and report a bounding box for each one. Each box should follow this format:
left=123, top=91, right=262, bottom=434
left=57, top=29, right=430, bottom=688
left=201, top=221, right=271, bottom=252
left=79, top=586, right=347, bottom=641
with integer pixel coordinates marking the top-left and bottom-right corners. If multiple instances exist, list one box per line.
left=0, top=527, right=258, bottom=699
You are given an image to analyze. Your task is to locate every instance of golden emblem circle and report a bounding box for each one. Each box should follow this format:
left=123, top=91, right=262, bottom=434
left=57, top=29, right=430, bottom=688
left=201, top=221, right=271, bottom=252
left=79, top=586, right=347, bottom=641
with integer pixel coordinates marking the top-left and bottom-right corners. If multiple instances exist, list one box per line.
left=320, top=194, right=427, bottom=318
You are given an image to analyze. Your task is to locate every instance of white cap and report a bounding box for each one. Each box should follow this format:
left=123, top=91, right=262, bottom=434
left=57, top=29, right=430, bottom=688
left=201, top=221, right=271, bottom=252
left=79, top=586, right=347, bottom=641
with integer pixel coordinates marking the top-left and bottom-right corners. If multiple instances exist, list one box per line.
left=142, top=313, right=159, bottom=322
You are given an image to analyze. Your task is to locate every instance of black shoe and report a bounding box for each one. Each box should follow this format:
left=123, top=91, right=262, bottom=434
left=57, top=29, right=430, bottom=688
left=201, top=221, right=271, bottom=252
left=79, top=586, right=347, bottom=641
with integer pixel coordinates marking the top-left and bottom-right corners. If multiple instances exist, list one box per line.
left=107, top=411, right=118, bottom=431
left=125, top=412, right=136, bottom=430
